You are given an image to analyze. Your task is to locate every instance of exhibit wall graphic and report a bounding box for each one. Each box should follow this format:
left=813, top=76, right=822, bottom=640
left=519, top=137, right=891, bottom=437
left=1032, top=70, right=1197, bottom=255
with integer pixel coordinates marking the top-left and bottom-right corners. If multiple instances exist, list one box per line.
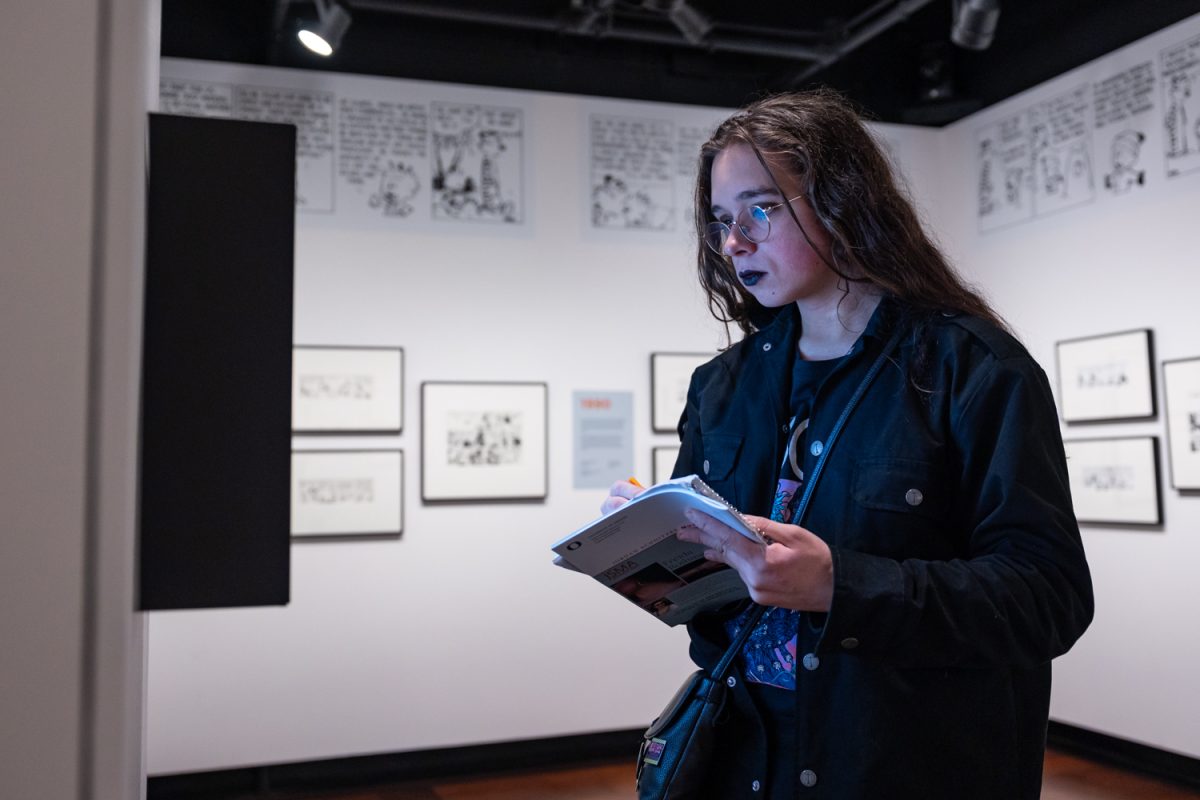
left=973, top=23, right=1200, bottom=233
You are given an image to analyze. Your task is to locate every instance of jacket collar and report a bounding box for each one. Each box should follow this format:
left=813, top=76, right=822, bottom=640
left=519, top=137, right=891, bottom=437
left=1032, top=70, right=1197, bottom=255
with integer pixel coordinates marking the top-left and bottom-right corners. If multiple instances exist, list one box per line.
left=753, top=293, right=901, bottom=359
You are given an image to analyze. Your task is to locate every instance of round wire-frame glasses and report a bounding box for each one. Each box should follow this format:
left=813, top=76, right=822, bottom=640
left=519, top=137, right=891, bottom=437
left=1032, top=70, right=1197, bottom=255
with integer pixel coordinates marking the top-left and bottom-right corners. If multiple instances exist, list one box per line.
left=704, top=195, right=805, bottom=255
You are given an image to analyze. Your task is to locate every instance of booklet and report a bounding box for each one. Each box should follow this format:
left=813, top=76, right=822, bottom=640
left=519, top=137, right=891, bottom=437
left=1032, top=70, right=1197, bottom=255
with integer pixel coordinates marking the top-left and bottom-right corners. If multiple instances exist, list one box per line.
left=551, top=475, right=765, bottom=626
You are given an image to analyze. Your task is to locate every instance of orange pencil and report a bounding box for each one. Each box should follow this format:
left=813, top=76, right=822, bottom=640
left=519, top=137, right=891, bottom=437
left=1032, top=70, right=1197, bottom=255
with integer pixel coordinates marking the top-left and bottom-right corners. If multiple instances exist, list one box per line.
left=628, top=476, right=646, bottom=489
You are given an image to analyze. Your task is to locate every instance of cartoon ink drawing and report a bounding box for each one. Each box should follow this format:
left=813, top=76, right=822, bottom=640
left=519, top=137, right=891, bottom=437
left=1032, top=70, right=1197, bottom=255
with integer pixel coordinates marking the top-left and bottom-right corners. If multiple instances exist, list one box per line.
left=299, top=479, right=374, bottom=505
left=431, top=127, right=519, bottom=222
left=1166, top=72, right=1192, bottom=158
left=1067, top=142, right=1090, bottom=179
left=591, top=173, right=669, bottom=229
left=978, top=139, right=996, bottom=216
left=1065, top=141, right=1092, bottom=195
left=1029, top=119, right=1066, bottom=198
left=432, top=131, right=479, bottom=217
left=1004, top=166, right=1024, bottom=207
left=1029, top=118, right=1049, bottom=154
left=446, top=411, right=523, bottom=466
left=368, top=161, right=419, bottom=217
left=622, top=188, right=667, bottom=229
left=1082, top=466, right=1134, bottom=492
left=1039, top=150, right=1066, bottom=196
left=476, top=129, right=516, bottom=221
left=593, top=174, right=628, bottom=226
left=1103, top=130, right=1146, bottom=194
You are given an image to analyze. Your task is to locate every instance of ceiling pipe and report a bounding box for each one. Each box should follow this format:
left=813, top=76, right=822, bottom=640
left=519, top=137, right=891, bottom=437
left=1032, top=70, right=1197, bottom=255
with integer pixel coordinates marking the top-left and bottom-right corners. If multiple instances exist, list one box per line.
left=321, top=0, right=938, bottom=77
left=788, top=0, right=939, bottom=85
left=348, top=0, right=824, bottom=60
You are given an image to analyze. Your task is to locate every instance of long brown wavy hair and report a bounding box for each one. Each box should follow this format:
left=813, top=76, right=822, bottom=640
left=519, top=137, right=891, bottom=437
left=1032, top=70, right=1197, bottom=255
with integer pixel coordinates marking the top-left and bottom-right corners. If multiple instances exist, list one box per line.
left=694, top=88, right=1008, bottom=341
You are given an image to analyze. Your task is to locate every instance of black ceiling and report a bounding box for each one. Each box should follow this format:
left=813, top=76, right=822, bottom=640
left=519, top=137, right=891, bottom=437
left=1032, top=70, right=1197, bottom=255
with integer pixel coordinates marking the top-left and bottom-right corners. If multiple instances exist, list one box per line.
left=162, top=0, right=1200, bottom=126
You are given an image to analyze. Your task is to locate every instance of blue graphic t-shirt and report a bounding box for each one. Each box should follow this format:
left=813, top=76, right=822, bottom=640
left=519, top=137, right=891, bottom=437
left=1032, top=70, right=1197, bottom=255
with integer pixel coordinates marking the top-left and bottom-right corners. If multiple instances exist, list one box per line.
left=725, top=352, right=841, bottom=690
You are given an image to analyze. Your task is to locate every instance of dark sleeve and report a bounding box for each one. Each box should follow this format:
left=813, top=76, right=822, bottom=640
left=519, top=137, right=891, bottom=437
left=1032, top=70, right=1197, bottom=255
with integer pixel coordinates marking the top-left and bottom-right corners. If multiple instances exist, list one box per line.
left=817, top=354, right=1095, bottom=668
left=671, top=369, right=704, bottom=480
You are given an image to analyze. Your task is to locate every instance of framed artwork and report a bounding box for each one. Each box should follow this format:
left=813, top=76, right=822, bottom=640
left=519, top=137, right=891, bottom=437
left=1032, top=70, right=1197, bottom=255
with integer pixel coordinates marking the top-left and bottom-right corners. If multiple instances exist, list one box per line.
left=291, top=450, right=403, bottom=538
left=1055, top=329, right=1155, bottom=423
left=651, top=352, right=711, bottom=433
left=1162, top=357, right=1200, bottom=490
left=1063, top=437, right=1162, bottom=525
left=653, top=446, right=680, bottom=485
left=292, top=346, right=404, bottom=433
left=421, top=382, right=548, bottom=502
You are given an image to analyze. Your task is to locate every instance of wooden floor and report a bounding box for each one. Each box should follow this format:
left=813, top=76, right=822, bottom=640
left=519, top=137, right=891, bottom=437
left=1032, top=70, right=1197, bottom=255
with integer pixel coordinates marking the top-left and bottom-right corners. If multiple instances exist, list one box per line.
left=252, top=750, right=1198, bottom=799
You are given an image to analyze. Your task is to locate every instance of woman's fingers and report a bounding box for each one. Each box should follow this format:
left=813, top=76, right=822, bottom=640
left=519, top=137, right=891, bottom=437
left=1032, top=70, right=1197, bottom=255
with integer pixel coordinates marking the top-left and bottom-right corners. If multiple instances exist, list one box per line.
left=680, top=509, right=764, bottom=569
left=599, top=479, right=646, bottom=514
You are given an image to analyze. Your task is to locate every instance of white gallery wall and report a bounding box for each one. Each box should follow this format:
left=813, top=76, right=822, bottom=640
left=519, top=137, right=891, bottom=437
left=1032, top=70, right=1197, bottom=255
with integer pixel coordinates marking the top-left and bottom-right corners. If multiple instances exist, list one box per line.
left=148, top=11, right=1200, bottom=774
left=933, top=14, right=1200, bottom=759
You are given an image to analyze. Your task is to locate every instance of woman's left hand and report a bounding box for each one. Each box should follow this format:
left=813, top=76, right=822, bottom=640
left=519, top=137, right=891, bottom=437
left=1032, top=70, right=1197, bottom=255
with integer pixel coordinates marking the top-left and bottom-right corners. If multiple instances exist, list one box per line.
left=678, top=510, right=834, bottom=612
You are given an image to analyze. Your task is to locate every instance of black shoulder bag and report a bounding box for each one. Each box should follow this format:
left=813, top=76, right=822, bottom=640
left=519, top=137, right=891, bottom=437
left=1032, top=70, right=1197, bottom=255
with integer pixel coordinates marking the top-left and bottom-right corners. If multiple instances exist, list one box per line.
left=635, top=326, right=904, bottom=800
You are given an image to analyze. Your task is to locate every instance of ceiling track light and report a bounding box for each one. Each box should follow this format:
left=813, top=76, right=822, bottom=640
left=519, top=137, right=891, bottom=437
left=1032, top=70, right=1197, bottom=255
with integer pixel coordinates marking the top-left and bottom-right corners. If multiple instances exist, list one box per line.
left=667, top=0, right=713, bottom=46
left=951, top=0, right=1000, bottom=51
left=299, top=0, right=352, bottom=57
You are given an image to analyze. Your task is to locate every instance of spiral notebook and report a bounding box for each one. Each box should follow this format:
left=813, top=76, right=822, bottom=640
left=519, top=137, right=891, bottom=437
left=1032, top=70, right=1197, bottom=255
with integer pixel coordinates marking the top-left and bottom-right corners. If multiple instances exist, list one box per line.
left=551, top=475, right=763, bottom=625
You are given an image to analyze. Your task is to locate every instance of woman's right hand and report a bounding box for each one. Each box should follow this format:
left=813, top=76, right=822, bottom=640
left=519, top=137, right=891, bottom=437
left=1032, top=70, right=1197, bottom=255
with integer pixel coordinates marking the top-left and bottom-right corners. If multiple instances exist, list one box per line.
left=600, top=479, right=646, bottom=514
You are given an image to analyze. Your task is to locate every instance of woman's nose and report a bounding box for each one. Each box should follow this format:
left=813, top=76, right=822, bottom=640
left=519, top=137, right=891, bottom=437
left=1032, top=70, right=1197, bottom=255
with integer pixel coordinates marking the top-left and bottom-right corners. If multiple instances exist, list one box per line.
left=722, top=225, right=755, bottom=258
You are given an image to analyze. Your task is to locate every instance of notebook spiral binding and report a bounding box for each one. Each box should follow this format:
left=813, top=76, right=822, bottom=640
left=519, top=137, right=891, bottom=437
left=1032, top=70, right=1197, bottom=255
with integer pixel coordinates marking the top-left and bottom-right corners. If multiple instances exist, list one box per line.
left=687, top=476, right=770, bottom=544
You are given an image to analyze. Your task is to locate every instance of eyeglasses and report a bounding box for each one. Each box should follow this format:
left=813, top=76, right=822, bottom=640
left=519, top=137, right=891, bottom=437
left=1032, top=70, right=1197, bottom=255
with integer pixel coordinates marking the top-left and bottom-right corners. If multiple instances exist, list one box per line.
left=704, top=195, right=804, bottom=255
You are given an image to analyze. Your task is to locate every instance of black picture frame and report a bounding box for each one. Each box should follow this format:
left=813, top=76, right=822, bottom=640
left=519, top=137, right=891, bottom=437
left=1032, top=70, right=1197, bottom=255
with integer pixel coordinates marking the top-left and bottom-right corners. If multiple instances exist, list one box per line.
left=420, top=381, right=549, bottom=502
left=1162, top=356, right=1200, bottom=491
left=653, top=446, right=680, bottom=485
left=1063, top=436, right=1163, bottom=526
left=290, top=449, right=405, bottom=540
left=1054, top=329, right=1156, bottom=423
left=292, top=345, right=404, bottom=434
left=650, top=352, right=711, bottom=433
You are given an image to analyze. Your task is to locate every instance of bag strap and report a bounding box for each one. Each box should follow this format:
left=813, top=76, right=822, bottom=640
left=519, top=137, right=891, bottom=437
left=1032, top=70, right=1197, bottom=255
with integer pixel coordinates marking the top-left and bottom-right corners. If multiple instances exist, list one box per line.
left=711, top=604, right=766, bottom=679
left=709, top=323, right=906, bottom=681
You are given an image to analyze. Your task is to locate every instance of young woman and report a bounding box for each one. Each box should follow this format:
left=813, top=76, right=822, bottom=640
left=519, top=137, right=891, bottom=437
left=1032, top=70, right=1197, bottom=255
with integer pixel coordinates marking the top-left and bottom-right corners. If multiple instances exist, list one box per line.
left=604, top=90, right=1094, bottom=799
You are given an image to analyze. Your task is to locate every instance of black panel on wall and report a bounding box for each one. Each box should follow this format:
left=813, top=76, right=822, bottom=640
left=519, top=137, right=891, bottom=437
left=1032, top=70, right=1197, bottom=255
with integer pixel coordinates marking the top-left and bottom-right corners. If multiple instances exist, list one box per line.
left=140, top=113, right=295, bottom=610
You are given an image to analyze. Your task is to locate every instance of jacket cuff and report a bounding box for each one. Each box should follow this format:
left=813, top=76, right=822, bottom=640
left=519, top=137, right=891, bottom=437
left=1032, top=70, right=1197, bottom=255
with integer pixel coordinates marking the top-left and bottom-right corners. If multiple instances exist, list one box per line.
left=815, top=545, right=906, bottom=655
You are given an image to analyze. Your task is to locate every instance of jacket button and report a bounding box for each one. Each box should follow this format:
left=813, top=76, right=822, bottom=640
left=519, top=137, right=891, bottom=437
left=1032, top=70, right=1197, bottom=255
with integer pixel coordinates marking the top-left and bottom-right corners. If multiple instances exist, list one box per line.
left=802, top=653, right=820, bottom=671
left=762, top=343, right=772, bottom=352
left=840, top=637, right=859, bottom=650
left=810, top=440, right=824, bottom=456
left=726, top=675, right=737, bottom=687
left=905, top=488, right=924, bottom=506
left=800, top=769, right=818, bottom=787
left=703, top=459, right=710, bottom=474
left=751, top=779, right=762, bottom=792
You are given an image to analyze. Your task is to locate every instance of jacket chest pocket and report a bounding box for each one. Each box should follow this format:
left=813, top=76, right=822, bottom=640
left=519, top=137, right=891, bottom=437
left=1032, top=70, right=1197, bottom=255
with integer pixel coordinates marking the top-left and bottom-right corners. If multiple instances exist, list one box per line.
left=850, top=458, right=951, bottom=555
left=852, top=458, right=947, bottom=518
left=699, top=433, right=742, bottom=496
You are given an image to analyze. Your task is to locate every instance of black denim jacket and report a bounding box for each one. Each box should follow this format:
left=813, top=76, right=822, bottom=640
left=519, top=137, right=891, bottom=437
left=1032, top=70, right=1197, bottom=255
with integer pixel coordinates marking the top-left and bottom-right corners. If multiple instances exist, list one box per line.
left=676, top=298, right=1094, bottom=799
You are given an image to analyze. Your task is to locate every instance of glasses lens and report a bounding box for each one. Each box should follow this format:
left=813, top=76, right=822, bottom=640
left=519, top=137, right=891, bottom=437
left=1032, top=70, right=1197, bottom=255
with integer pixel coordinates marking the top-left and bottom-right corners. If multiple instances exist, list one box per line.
left=738, top=205, right=771, bottom=242
left=704, top=221, right=730, bottom=254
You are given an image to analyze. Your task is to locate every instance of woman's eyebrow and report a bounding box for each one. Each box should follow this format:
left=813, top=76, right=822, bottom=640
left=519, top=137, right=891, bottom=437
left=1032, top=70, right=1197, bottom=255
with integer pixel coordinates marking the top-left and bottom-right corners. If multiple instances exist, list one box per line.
left=711, top=186, right=781, bottom=215
left=735, top=186, right=780, bottom=202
